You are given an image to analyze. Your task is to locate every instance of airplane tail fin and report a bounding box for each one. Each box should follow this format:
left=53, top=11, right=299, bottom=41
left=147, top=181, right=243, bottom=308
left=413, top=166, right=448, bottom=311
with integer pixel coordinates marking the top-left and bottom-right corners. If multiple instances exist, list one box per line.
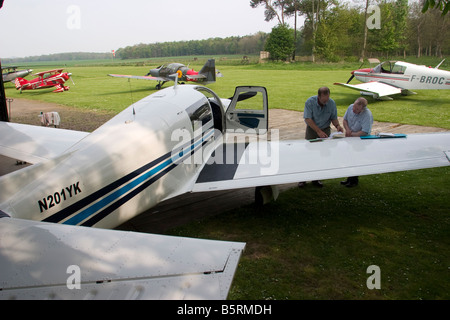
left=199, top=59, right=217, bottom=83
left=14, top=77, right=28, bottom=90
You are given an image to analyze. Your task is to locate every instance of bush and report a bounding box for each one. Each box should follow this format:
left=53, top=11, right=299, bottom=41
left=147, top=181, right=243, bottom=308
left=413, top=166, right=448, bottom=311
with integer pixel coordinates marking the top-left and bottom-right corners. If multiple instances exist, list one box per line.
left=264, top=24, right=295, bottom=62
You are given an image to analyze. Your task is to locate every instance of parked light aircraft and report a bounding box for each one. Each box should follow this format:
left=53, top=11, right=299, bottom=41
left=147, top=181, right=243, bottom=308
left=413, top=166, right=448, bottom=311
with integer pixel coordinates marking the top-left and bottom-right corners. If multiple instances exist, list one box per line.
left=0, top=83, right=449, bottom=299
left=2, top=66, right=33, bottom=82
left=108, top=59, right=222, bottom=90
left=14, top=69, right=74, bottom=93
left=334, top=59, right=450, bottom=100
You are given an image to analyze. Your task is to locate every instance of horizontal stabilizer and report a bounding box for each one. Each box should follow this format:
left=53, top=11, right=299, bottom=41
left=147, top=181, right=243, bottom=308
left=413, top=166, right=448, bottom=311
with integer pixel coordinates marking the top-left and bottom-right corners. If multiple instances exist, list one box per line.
left=186, top=74, right=207, bottom=80
left=0, top=122, right=88, bottom=164
left=0, top=217, right=245, bottom=300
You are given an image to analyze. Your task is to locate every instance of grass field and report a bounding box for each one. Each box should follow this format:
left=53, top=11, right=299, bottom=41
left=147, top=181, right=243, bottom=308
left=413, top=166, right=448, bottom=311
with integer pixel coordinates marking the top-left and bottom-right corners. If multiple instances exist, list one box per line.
left=4, top=57, right=449, bottom=128
left=3, top=57, right=449, bottom=299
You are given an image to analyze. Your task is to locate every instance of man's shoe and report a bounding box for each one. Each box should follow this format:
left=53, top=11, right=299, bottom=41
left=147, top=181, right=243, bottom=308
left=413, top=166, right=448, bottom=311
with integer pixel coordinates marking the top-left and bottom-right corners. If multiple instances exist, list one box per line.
left=298, top=182, right=306, bottom=188
left=340, top=179, right=349, bottom=185
left=312, top=180, right=323, bottom=188
left=345, top=177, right=359, bottom=187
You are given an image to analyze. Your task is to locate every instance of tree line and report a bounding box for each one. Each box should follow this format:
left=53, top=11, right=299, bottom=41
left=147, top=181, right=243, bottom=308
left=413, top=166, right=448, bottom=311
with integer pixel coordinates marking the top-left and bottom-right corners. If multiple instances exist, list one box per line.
left=117, top=0, right=448, bottom=62
left=3, top=52, right=112, bottom=64
left=116, top=33, right=269, bottom=59
left=256, top=0, right=449, bottom=62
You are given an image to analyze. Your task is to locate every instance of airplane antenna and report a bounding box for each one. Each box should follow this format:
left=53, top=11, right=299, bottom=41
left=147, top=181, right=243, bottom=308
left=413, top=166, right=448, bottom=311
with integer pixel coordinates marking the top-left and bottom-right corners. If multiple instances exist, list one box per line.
left=127, top=78, right=135, bottom=104
left=435, top=59, right=445, bottom=69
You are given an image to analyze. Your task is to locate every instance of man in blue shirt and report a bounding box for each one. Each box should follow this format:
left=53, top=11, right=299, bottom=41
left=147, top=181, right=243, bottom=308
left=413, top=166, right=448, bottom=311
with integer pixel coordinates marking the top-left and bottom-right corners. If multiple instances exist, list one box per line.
left=341, top=97, right=373, bottom=187
left=299, top=87, right=343, bottom=188
left=304, top=87, right=343, bottom=140
left=342, top=97, right=373, bottom=137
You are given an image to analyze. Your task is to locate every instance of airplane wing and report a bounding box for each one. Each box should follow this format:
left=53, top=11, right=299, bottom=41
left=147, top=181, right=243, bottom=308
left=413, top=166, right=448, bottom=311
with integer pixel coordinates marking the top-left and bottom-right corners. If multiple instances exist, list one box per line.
left=0, top=217, right=245, bottom=300
left=34, top=69, right=64, bottom=76
left=0, top=122, right=88, bottom=164
left=334, top=81, right=405, bottom=99
left=193, top=133, right=450, bottom=192
left=108, top=74, right=168, bottom=82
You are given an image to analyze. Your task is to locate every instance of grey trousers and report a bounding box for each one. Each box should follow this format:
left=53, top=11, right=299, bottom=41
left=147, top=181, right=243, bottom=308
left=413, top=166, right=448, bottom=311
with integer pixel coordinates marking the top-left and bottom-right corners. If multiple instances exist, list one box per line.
left=305, top=126, right=331, bottom=140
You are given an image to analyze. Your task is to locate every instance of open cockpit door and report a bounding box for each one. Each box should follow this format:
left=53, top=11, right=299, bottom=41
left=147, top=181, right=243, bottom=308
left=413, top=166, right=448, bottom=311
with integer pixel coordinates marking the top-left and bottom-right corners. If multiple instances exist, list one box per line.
left=225, top=86, right=268, bottom=133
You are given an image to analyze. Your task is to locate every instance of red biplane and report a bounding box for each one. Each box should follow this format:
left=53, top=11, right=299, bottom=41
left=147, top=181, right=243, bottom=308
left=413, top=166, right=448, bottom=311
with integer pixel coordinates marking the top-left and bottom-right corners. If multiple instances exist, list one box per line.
left=15, top=69, right=73, bottom=93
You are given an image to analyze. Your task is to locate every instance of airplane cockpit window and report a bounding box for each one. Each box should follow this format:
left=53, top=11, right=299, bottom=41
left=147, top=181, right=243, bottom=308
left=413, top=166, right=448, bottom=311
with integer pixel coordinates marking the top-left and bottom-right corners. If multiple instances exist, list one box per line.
left=166, top=63, right=183, bottom=74
left=380, top=61, right=393, bottom=73
left=379, top=61, right=405, bottom=74
left=195, top=87, right=221, bottom=107
left=372, top=64, right=381, bottom=73
left=232, top=90, right=264, bottom=112
left=187, top=101, right=212, bottom=132
left=195, top=86, right=224, bottom=133
left=391, top=63, right=406, bottom=74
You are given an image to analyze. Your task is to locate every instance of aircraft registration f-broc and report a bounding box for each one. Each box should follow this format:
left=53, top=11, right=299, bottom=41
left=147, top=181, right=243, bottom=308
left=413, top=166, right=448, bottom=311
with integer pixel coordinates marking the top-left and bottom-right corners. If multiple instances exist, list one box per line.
left=14, top=69, right=74, bottom=93
left=335, top=59, right=450, bottom=100
left=108, top=59, right=222, bottom=90
left=0, top=83, right=449, bottom=299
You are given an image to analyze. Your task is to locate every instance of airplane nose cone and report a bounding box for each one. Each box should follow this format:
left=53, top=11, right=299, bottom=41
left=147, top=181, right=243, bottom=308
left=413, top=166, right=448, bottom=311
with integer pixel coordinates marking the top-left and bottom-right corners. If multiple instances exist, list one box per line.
left=355, top=68, right=372, bottom=74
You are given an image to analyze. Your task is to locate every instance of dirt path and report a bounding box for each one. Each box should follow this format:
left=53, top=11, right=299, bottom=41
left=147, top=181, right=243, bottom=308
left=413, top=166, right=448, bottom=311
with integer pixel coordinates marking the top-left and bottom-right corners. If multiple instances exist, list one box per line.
left=7, top=98, right=448, bottom=137
left=268, top=108, right=448, bottom=140
left=6, top=98, right=115, bottom=132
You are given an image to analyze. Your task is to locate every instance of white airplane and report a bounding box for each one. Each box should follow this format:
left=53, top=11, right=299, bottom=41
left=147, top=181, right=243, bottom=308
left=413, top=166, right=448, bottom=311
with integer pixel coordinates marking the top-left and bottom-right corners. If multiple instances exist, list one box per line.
left=334, top=59, right=450, bottom=100
left=0, top=83, right=449, bottom=300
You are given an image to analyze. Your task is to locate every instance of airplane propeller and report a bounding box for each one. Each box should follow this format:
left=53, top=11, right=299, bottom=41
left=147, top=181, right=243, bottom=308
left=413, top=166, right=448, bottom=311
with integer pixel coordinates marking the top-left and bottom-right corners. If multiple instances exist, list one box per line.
left=346, top=73, right=354, bottom=84
left=67, top=73, right=75, bottom=85
left=346, top=60, right=365, bottom=84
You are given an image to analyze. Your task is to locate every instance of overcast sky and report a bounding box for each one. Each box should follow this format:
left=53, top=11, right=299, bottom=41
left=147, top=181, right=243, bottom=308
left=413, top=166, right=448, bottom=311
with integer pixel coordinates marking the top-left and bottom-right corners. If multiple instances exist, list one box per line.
left=0, top=0, right=282, bottom=58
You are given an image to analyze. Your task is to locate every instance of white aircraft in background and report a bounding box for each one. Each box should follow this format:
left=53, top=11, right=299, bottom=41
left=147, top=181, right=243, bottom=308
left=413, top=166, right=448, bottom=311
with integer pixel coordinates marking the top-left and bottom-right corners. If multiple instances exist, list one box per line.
left=335, top=58, right=450, bottom=100
left=0, top=82, right=449, bottom=300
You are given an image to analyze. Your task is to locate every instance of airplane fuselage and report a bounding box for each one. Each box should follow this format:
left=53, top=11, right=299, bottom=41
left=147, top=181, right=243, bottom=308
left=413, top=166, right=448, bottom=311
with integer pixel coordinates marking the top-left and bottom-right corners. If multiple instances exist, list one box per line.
left=2, top=69, right=33, bottom=82
left=15, top=72, right=71, bottom=92
left=353, top=61, right=450, bottom=90
left=150, top=63, right=199, bottom=82
left=0, top=85, right=219, bottom=229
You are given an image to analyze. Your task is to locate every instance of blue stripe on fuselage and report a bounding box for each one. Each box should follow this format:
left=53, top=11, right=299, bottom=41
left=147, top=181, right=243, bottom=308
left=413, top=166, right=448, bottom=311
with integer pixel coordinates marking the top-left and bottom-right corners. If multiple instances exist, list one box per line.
left=43, top=128, right=214, bottom=226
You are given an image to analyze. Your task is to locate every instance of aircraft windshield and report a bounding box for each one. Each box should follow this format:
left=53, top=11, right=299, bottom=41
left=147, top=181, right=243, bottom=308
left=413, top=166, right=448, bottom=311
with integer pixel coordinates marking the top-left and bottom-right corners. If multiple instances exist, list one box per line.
left=391, top=63, right=406, bottom=74
left=165, top=63, right=184, bottom=74
left=377, top=61, right=405, bottom=74
left=195, top=86, right=222, bottom=108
